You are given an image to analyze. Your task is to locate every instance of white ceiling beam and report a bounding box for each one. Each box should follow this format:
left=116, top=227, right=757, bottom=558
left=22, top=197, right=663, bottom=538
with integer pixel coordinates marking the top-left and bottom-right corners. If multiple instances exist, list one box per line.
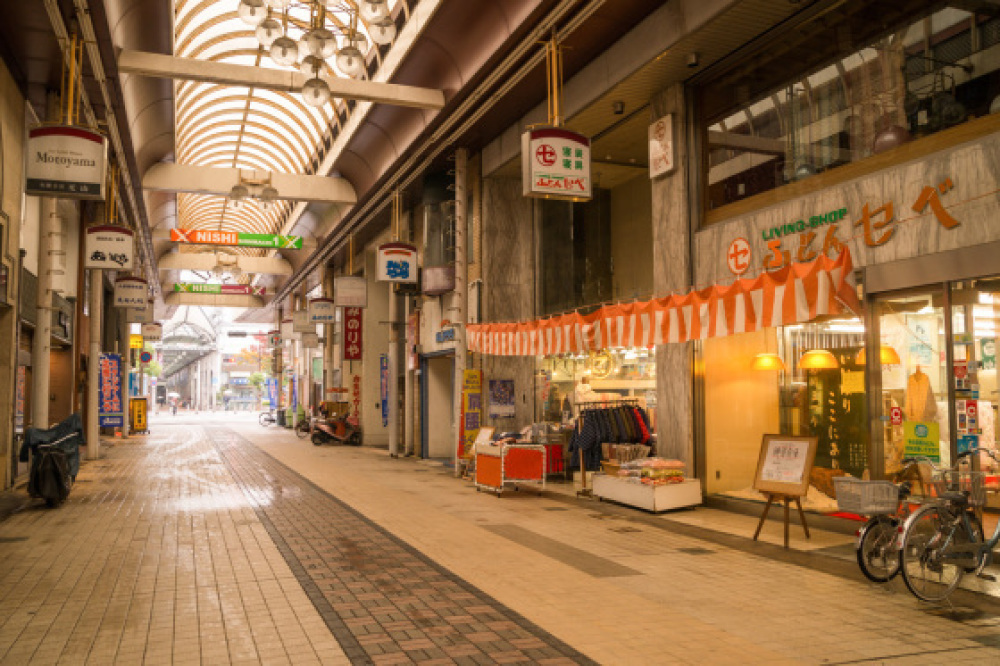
left=151, top=228, right=317, bottom=249
left=164, top=292, right=266, bottom=308
left=157, top=250, right=292, bottom=276
left=118, top=50, right=446, bottom=110
left=143, top=163, right=357, bottom=204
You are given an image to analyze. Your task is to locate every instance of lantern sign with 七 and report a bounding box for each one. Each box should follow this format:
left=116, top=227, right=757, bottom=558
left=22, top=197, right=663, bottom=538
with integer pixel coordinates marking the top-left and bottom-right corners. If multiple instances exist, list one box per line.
left=648, top=115, right=675, bottom=178
left=141, top=322, right=163, bottom=342
left=309, top=298, right=336, bottom=324
left=521, top=127, right=592, bottom=201
left=344, top=307, right=363, bottom=361
left=25, top=126, right=108, bottom=199
left=334, top=276, right=367, bottom=308
left=84, top=225, right=134, bottom=270
left=377, top=243, right=418, bottom=283
left=114, top=276, right=148, bottom=308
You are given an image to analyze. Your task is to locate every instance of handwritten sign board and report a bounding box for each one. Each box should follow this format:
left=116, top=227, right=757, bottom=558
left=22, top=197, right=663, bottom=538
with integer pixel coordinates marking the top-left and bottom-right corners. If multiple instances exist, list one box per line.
left=753, top=434, right=818, bottom=497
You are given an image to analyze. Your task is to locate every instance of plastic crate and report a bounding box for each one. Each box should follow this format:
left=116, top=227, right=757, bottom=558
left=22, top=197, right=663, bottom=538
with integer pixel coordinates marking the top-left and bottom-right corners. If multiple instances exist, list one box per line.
left=833, top=477, right=899, bottom=515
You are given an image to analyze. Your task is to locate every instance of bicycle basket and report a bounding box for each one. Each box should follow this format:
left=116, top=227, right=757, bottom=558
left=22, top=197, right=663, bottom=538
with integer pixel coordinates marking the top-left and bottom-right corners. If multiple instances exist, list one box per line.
left=832, top=477, right=899, bottom=515
left=928, top=470, right=987, bottom=507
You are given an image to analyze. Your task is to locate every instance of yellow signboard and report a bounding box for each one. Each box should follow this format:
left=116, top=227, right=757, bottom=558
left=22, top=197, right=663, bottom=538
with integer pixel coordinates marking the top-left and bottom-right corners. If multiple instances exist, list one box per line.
left=129, top=334, right=144, bottom=349
left=129, top=397, right=148, bottom=433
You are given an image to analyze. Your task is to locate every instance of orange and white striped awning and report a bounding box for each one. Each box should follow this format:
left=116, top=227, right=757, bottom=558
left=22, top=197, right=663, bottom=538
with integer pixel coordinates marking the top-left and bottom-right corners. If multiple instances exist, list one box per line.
left=468, top=249, right=859, bottom=356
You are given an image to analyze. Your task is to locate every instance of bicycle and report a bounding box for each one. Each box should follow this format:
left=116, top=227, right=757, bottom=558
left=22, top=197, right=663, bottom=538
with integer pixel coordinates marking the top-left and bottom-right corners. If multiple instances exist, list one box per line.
left=834, top=457, right=940, bottom=583
left=898, top=447, right=998, bottom=603
left=259, top=410, right=276, bottom=427
left=294, top=415, right=313, bottom=439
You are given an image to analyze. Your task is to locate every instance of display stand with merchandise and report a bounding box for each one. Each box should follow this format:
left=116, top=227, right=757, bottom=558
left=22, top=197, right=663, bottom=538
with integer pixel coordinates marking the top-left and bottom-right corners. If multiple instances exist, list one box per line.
left=475, top=440, right=546, bottom=496
left=593, top=457, right=701, bottom=512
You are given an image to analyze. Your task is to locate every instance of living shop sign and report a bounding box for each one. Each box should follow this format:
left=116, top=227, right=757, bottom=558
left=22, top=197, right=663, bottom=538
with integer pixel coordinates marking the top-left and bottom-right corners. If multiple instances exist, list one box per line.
left=84, top=225, right=134, bottom=270
left=521, top=127, right=592, bottom=201
left=26, top=126, right=107, bottom=199
left=732, top=177, right=963, bottom=272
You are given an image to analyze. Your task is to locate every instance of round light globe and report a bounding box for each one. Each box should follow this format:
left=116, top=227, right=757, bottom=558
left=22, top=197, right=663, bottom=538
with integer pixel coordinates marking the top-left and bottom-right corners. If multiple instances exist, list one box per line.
left=335, top=45, right=364, bottom=78
left=302, top=78, right=332, bottom=107
left=270, top=36, right=299, bottom=67
left=256, top=18, right=282, bottom=48
left=302, top=27, right=337, bottom=59
left=369, top=18, right=396, bottom=45
left=359, top=0, right=390, bottom=21
left=237, top=0, right=267, bottom=26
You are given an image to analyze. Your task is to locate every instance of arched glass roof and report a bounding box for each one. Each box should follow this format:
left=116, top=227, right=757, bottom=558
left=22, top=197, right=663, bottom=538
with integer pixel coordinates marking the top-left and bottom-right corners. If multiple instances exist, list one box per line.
left=173, top=0, right=405, bottom=257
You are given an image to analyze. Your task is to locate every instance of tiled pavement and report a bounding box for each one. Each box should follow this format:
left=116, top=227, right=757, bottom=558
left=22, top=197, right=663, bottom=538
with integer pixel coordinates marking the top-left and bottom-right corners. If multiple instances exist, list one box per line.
left=0, top=412, right=999, bottom=664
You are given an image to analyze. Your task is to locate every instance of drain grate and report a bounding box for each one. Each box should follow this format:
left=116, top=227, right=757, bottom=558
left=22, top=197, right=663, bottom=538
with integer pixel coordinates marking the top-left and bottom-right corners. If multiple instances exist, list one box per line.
left=678, top=547, right=715, bottom=555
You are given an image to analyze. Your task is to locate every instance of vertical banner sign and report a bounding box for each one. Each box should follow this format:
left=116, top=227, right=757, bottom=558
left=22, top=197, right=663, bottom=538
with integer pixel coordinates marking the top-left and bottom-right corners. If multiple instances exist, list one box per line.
left=334, top=276, right=368, bottom=308
left=25, top=126, right=108, bottom=199
left=266, top=377, right=278, bottom=408
left=460, top=370, right=482, bottom=459
left=648, top=114, right=675, bottom=178
left=380, top=354, right=389, bottom=428
left=309, top=298, right=336, bottom=324
left=521, top=127, right=592, bottom=200
left=141, top=322, right=163, bottom=342
left=98, top=353, right=125, bottom=427
left=293, top=309, right=314, bottom=334
left=343, top=307, right=363, bottom=361
left=376, top=243, right=419, bottom=283
left=84, top=225, right=134, bottom=270
left=351, top=372, right=362, bottom=425
left=114, top=276, right=148, bottom=308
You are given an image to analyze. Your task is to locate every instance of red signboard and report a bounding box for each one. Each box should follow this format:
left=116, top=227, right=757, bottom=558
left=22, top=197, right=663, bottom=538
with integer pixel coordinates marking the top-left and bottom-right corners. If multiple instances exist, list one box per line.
left=343, top=307, right=363, bottom=361
left=890, top=406, right=903, bottom=426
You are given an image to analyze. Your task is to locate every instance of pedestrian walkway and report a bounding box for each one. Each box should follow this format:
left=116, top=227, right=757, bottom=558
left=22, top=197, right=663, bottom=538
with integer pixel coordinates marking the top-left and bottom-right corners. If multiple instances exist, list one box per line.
left=0, top=413, right=996, bottom=665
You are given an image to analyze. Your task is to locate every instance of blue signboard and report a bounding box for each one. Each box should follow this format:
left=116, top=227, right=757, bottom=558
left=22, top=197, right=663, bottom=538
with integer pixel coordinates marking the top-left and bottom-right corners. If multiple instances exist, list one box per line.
left=266, top=377, right=278, bottom=408
left=99, top=353, right=125, bottom=427
left=291, top=376, right=298, bottom=410
left=380, top=354, right=389, bottom=427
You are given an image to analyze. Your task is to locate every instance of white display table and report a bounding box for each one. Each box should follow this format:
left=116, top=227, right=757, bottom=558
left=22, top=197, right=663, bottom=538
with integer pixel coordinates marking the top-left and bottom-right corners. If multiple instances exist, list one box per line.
left=593, top=474, right=702, bottom=512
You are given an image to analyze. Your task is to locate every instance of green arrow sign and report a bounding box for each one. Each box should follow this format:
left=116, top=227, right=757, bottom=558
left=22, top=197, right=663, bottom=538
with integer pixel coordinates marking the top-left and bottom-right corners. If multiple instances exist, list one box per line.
left=170, top=229, right=303, bottom=249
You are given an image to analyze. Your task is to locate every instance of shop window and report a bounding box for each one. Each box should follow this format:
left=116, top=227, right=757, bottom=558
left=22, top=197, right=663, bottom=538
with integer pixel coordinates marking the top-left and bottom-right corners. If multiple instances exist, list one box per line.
left=536, top=349, right=657, bottom=425
left=697, top=3, right=1000, bottom=214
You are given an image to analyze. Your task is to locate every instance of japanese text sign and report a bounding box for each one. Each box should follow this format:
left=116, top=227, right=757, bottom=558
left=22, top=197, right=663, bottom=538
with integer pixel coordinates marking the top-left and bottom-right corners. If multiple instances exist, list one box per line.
left=128, top=299, right=154, bottom=324
left=309, top=298, right=337, bottom=324
left=648, top=115, right=674, bottom=178
left=26, top=126, right=108, bottom=200
left=141, top=323, right=163, bottom=342
left=343, top=307, right=363, bottom=361
left=377, top=243, right=418, bottom=283
left=98, top=353, right=124, bottom=427
left=521, top=127, right=592, bottom=201
left=293, top=309, right=314, bottom=334
left=753, top=434, right=819, bottom=497
left=114, top=277, right=148, bottom=308
left=84, top=225, right=134, bottom=270
left=334, top=276, right=367, bottom=308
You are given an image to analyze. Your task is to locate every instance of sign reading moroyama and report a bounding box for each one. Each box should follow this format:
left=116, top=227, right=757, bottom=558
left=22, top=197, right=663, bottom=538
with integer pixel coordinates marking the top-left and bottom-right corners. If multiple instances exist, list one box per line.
left=521, top=126, right=592, bottom=201
left=376, top=243, right=418, bottom=283
left=309, top=298, right=337, bottom=324
left=127, top=299, right=154, bottom=323
left=26, top=126, right=108, bottom=199
left=141, top=322, right=163, bottom=342
left=334, top=276, right=367, bottom=308
left=114, top=276, right=148, bottom=308
left=84, top=225, right=134, bottom=270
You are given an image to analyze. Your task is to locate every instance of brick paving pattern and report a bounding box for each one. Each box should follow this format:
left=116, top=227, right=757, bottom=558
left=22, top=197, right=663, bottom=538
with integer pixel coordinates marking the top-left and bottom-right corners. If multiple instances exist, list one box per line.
left=207, top=426, right=596, bottom=665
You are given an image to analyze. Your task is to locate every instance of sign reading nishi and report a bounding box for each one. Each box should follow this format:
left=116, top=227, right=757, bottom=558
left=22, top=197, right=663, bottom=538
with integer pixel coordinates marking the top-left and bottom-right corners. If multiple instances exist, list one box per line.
left=84, top=225, right=134, bottom=270
left=26, top=126, right=108, bottom=200
left=173, top=283, right=266, bottom=296
left=521, top=127, right=592, bottom=201
left=170, top=228, right=303, bottom=249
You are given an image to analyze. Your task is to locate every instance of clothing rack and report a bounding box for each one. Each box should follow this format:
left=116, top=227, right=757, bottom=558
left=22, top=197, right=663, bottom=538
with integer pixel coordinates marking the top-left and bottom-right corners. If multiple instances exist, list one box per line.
left=573, top=398, right=644, bottom=498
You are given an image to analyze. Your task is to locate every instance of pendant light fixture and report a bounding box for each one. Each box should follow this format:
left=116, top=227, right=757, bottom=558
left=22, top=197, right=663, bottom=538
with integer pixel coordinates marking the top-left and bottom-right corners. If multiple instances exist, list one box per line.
left=752, top=330, right=786, bottom=371
left=799, top=324, right=840, bottom=370
left=855, top=344, right=901, bottom=366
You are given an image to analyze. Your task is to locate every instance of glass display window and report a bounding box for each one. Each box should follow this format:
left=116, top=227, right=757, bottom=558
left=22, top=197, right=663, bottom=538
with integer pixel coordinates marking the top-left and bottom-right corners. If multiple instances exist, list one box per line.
left=536, top=349, right=657, bottom=425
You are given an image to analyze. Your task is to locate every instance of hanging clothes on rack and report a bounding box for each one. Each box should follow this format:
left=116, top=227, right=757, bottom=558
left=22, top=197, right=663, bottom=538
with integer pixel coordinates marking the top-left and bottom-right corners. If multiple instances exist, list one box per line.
left=569, top=401, right=654, bottom=470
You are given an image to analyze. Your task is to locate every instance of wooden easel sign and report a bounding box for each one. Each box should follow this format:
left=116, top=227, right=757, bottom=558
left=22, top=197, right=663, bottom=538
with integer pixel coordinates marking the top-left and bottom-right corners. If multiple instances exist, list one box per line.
left=752, top=434, right=818, bottom=548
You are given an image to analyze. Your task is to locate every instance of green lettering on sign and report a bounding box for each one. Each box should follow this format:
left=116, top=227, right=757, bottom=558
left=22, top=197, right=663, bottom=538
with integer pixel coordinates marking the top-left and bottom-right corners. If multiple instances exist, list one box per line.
left=903, top=420, right=941, bottom=462
left=237, top=233, right=303, bottom=249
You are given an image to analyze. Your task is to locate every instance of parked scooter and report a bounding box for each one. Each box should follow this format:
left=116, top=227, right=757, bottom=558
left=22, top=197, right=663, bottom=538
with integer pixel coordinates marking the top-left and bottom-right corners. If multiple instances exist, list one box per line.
left=310, top=400, right=362, bottom=446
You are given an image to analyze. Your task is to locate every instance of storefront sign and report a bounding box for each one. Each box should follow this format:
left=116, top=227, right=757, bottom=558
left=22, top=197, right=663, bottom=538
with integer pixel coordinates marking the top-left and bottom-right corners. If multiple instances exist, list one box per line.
left=521, top=127, right=592, bottom=200
left=169, top=228, right=303, bottom=249
left=726, top=237, right=751, bottom=276
left=758, top=439, right=811, bottom=484
left=377, top=243, right=418, bottom=283
left=114, top=277, right=148, bottom=308
left=141, top=323, right=163, bottom=342
left=173, top=283, right=266, bottom=296
left=903, top=421, right=940, bottom=462
left=380, top=354, right=389, bottom=428
left=26, top=126, right=107, bottom=199
left=334, top=276, right=367, bottom=308
left=959, top=434, right=978, bottom=455
left=343, top=307, right=363, bottom=360
left=460, top=370, right=482, bottom=459
left=309, top=298, right=336, bottom=324
left=890, top=406, right=903, bottom=426
left=648, top=115, right=674, bottom=178
left=435, top=327, right=456, bottom=344
left=84, top=225, right=134, bottom=270
left=488, top=379, right=515, bottom=419
left=99, top=353, right=124, bottom=427
left=129, top=334, right=144, bottom=349
left=351, top=372, right=362, bottom=424
left=265, top=377, right=278, bottom=408
left=301, top=332, right=319, bottom=348
left=128, top=299, right=154, bottom=324
left=129, top=398, right=148, bottom=433
left=293, top=310, right=314, bottom=334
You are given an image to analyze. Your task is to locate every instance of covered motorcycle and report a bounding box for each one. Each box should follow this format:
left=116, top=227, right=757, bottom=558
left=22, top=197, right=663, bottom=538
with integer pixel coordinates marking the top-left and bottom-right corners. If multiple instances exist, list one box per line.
left=19, top=413, right=84, bottom=507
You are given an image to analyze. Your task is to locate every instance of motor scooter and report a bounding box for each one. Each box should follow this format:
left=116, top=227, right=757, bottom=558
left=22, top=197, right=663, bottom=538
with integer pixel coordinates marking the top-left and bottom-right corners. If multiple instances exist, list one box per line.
left=311, top=399, right=362, bottom=446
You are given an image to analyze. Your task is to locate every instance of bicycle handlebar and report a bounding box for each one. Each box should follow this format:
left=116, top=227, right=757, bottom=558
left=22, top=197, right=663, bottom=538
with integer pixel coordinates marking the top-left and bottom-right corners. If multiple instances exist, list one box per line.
left=957, top=447, right=1000, bottom=463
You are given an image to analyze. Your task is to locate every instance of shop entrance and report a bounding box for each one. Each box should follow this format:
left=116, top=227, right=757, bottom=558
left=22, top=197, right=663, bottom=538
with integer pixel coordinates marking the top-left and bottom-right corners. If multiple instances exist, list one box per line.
left=420, top=353, right=454, bottom=461
left=873, top=280, right=999, bottom=479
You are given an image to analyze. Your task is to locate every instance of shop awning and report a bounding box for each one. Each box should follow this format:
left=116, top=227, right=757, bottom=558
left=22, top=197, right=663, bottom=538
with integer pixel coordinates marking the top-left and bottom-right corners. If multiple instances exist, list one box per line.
left=468, top=250, right=859, bottom=356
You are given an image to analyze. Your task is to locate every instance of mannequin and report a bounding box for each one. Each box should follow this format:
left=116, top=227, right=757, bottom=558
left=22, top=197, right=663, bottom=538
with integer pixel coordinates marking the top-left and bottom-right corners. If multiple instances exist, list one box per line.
left=905, top=365, right=938, bottom=422
left=575, top=375, right=597, bottom=405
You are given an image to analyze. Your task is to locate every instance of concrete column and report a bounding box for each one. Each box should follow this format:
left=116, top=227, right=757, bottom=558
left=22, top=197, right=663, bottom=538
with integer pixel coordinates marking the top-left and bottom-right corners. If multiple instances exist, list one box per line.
left=31, top=198, right=60, bottom=429
left=87, top=269, right=102, bottom=459
left=388, top=286, right=400, bottom=457
left=403, top=296, right=414, bottom=456
left=452, top=148, right=468, bottom=474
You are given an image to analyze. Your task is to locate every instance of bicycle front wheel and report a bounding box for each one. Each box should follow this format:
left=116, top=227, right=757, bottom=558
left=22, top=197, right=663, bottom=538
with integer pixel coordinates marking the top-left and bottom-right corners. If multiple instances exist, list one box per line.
left=900, top=505, right=964, bottom=603
left=857, top=516, right=900, bottom=583
left=259, top=412, right=274, bottom=427
left=294, top=420, right=311, bottom=439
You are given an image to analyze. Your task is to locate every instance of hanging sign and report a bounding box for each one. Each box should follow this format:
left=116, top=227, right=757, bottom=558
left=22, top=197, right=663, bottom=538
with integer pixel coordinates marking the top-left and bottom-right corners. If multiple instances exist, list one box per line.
left=169, top=229, right=303, bottom=249
left=127, top=299, right=154, bottom=324
left=334, top=276, right=367, bottom=308
left=293, top=310, right=314, bottom=334
left=343, top=307, right=363, bottom=361
left=460, top=370, right=482, bottom=459
left=84, top=225, right=134, bottom=270
left=377, top=243, right=418, bottom=283
left=309, top=298, right=337, bottom=324
left=280, top=317, right=294, bottom=340
left=114, top=276, right=148, bottom=308
left=172, top=283, right=266, bottom=296
left=98, top=353, right=124, bottom=427
left=267, top=329, right=280, bottom=347
left=521, top=127, right=592, bottom=201
left=25, top=126, right=108, bottom=199
left=141, top=322, right=163, bottom=342
left=648, top=114, right=675, bottom=178
left=129, top=334, right=144, bottom=349
left=301, top=332, right=319, bottom=348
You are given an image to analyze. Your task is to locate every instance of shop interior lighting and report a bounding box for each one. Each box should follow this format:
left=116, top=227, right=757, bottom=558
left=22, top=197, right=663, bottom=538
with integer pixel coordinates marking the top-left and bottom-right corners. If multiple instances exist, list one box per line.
left=751, top=353, right=786, bottom=371
left=855, top=344, right=901, bottom=365
left=799, top=349, right=840, bottom=370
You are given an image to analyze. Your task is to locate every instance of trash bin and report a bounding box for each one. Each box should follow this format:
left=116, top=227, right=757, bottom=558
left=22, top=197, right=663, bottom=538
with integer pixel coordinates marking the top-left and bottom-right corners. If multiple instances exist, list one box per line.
left=276, top=410, right=286, bottom=427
